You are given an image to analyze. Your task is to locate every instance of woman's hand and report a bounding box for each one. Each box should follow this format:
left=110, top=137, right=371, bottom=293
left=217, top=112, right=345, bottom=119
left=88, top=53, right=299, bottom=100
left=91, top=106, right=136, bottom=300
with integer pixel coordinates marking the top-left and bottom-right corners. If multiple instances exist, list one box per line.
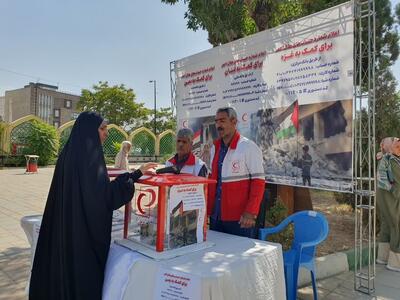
left=139, top=162, right=158, bottom=175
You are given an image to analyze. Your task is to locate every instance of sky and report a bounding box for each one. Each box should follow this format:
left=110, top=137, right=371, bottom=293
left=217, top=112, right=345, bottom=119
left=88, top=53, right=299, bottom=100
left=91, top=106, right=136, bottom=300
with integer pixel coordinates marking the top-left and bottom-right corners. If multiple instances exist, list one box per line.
left=0, top=0, right=211, bottom=109
left=0, top=0, right=399, bottom=110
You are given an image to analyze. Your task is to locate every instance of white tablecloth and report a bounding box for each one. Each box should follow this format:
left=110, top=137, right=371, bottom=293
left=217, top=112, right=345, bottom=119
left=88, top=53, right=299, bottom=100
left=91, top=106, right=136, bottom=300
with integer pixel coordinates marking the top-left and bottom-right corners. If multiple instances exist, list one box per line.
left=104, top=230, right=286, bottom=300
left=21, top=216, right=286, bottom=300
left=20, top=211, right=126, bottom=248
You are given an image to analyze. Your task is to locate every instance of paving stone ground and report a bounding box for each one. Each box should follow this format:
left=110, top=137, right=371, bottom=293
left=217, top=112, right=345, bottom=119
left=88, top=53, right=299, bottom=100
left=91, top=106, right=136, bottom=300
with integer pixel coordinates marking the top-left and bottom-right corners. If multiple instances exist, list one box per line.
left=0, top=167, right=399, bottom=300
left=0, top=167, right=53, bottom=300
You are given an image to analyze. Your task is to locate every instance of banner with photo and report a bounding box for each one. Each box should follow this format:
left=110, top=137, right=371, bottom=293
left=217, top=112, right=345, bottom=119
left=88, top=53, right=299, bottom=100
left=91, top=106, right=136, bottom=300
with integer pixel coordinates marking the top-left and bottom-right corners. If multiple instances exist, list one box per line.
left=173, top=2, right=354, bottom=192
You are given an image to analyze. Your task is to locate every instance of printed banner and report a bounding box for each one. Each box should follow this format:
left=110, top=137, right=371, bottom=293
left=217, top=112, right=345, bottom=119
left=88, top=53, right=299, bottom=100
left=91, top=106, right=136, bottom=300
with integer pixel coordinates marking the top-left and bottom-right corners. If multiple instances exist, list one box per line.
left=173, top=2, right=354, bottom=192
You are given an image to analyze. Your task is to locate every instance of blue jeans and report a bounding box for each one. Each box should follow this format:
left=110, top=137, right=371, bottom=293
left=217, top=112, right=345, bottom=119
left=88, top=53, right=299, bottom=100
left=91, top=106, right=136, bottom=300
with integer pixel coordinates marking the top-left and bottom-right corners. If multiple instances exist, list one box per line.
left=209, top=218, right=256, bottom=238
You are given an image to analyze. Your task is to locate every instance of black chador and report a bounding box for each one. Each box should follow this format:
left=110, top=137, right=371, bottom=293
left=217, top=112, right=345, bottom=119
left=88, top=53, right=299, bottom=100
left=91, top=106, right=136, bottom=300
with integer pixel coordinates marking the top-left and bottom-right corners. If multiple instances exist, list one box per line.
left=29, top=112, right=142, bottom=300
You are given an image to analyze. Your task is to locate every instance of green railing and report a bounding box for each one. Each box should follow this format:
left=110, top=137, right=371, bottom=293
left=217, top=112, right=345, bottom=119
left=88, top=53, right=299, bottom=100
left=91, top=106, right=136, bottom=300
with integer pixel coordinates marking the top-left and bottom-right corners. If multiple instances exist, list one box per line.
left=1, top=116, right=176, bottom=161
left=159, top=131, right=176, bottom=156
left=131, top=129, right=156, bottom=156
left=9, top=120, right=34, bottom=154
left=103, top=127, right=127, bottom=157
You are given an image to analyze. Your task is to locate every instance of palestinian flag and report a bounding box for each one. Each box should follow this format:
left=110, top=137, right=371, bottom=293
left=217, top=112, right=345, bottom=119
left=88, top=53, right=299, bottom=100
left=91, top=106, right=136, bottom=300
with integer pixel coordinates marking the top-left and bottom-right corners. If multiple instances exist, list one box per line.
left=171, top=201, right=184, bottom=217
left=193, top=129, right=201, bottom=145
left=276, top=100, right=299, bottom=140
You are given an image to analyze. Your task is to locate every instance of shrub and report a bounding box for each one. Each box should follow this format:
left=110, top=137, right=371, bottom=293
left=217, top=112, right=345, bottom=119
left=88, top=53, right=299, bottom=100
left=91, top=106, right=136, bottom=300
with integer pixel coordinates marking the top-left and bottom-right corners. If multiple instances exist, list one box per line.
left=334, top=192, right=354, bottom=208
left=5, top=155, right=25, bottom=167
left=264, top=198, right=294, bottom=251
left=105, top=156, right=115, bottom=165
left=113, top=141, right=121, bottom=153
left=21, top=120, right=59, bottom=166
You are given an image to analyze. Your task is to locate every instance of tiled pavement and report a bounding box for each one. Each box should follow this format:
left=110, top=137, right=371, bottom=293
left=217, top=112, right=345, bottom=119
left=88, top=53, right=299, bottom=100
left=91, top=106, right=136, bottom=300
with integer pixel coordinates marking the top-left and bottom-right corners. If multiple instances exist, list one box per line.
left=1, top=167, right=399, bottom=300
left=0, top=167, right=53, bottom=300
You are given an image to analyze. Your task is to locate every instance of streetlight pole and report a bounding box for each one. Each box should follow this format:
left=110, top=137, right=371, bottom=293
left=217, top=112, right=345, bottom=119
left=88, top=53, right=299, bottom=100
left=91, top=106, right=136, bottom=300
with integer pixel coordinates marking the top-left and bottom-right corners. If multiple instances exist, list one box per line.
left=149, top=80, right=157, bottom=134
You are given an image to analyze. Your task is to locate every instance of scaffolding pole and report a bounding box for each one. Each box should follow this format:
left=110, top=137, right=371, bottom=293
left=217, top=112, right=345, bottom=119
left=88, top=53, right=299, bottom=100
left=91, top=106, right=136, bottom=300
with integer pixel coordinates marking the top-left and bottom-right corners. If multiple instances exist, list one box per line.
left=353, top=0, right=376, bottom=295
left=170, top=61, right=177, bottom=116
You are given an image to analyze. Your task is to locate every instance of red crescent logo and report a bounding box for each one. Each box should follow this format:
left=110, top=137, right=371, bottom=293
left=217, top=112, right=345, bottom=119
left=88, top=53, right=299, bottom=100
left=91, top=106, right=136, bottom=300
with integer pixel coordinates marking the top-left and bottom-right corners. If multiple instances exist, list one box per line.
left=182, top=120, right=188, bottom=128
left=242, top=113, right=248, bottom=122
left=232, top=160, right=240, bottom=173
left=137, top=189, right=156, bottom=215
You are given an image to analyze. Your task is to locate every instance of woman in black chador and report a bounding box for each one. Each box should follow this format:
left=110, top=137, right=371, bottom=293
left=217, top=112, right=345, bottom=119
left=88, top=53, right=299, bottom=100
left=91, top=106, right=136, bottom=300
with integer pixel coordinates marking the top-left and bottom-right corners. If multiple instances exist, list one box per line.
left=29, top=112, right=156, bottom=300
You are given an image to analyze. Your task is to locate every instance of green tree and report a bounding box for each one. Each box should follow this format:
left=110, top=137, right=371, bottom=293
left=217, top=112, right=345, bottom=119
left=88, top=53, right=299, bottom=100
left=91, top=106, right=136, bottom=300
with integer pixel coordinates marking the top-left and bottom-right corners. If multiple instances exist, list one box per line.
left=372, top=0, right=400, bottom=141
left=143, top=107, right=177, bottom=135
left=78, top=81, right=149, bottom=130
left=162, top=0, right=303, bottom=46
left=375, top=74, right=400, bottom=142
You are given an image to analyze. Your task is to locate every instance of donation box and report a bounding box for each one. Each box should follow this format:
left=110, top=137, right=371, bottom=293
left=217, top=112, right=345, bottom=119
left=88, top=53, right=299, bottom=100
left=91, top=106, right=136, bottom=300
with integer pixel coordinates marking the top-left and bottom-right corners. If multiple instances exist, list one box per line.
left=125, top=174, right=215, bottom=252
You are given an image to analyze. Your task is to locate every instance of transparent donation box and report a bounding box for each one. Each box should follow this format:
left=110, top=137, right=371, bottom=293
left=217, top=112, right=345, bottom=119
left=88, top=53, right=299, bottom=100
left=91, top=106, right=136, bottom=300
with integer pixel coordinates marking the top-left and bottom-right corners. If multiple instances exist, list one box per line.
left=125, top=174, right=215, bottom=252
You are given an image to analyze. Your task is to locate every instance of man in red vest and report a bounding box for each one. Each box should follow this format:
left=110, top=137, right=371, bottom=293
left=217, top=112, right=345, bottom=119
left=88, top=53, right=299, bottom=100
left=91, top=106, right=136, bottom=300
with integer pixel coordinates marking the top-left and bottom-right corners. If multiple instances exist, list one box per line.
left=165, top=128, right=208, bottom=177
left=208, top=107, right=265, bottom=238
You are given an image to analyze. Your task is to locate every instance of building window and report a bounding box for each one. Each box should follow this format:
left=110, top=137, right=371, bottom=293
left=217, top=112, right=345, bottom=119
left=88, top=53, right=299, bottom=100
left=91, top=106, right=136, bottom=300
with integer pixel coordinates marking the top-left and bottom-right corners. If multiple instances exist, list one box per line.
left=65, top=100, right=72, bottom=108
left=38, top=93, right=53, bottom=124
left=54, top=109, right=60, bottom=118
left=54, top=121, right=59, bottom=128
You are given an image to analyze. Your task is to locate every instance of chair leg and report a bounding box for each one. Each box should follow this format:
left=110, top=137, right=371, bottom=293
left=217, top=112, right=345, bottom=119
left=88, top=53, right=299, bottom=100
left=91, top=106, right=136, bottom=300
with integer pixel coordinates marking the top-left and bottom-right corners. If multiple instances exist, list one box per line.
left=285, top=266, right=299, bottom=300
left=310, top=269, right=318, bottom=300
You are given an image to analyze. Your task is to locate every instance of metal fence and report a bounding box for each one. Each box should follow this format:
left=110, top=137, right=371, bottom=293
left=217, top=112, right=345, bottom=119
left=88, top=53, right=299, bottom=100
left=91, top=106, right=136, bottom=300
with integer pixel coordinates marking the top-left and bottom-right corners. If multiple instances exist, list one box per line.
left=103, top=126, right=128, bottom=157
left=130, top=128, right=156, bottom=157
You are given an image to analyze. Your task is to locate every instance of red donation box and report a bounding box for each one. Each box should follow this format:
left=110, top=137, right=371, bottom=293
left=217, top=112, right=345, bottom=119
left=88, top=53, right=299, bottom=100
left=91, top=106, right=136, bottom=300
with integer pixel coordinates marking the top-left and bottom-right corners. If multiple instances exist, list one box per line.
left=124, top=174, right=215, bottom=252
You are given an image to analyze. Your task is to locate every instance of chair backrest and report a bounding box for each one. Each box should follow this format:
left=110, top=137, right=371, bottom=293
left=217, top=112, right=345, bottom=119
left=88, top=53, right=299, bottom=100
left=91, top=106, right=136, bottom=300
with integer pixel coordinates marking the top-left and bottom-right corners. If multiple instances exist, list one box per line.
left=289, top=210, right=329, bottom=256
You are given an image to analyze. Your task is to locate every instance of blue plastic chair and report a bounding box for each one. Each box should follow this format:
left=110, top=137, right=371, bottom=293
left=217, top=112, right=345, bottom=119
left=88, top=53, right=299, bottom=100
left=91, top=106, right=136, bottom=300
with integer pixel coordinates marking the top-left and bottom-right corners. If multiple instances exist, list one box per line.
left=259, top=210, right=329, bottom=300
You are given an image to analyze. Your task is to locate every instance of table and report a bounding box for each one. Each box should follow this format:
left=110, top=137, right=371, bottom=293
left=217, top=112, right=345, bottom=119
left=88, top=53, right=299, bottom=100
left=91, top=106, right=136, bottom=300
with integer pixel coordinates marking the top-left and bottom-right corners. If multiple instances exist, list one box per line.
left=21, top=211, right=126, bottom=248
left=103, top=230, right=286, bottom=300
left=21, top=217, right=285, bottom=300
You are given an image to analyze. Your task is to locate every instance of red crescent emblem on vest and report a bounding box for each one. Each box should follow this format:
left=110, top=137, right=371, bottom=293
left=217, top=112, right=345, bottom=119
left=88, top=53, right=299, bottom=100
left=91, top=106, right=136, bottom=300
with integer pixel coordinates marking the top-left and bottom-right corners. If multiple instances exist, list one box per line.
left=242, top=113, right=248, bottom=122
left=232, top=160, right=240, bottom=173
left=182, top=120, right=188, bottom=128
left=137, top=189, right=156, bottom=215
